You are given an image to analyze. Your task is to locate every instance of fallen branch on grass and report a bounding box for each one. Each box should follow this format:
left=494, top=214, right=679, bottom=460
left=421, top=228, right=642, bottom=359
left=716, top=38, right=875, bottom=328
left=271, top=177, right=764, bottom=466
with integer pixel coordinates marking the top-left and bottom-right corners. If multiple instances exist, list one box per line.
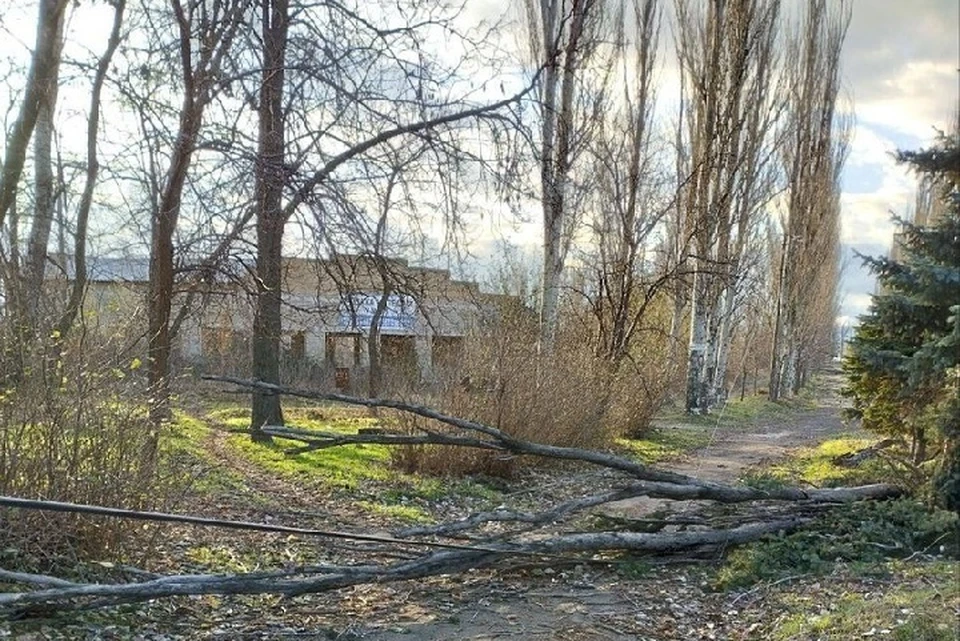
left=207, top=377, right=903, bottom=507
left=260, top=422, right=900, bottom=504
left=0, top=378, right=902, bottom=615
left=0, top=496, right=513, bottom=555
left=833, top=438, right=900, bottom=467
left=204, top=375, right=692, bottom=484
left=0, top=519, right=809, bottom=615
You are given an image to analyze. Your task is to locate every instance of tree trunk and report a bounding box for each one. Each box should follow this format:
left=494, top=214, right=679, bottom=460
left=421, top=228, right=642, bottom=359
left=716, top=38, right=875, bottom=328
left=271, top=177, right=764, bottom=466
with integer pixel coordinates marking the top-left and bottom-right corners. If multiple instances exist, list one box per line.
left=24, top=25, right=63, bottom=325
left=55, top=0, right=125, bottom=339
left=250, top=0, right=290, bottom=440
left=685, top=272, right=710, bottom=413
left=148, top=103, right=201, bottom=425
left=535, top=0, right=593, bottom=355
left=712, top=288, right=737, bottom=403
left=0, top=0, right=69, bottom=230
left=366, top=289, right=391, bottom=399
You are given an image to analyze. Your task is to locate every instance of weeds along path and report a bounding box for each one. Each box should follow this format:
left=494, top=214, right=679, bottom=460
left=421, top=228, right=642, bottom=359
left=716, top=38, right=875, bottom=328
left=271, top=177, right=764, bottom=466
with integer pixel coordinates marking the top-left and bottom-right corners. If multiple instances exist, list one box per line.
left=605, top=370, right=861, bottom=516
left=197, top=417, right=346, bottom=524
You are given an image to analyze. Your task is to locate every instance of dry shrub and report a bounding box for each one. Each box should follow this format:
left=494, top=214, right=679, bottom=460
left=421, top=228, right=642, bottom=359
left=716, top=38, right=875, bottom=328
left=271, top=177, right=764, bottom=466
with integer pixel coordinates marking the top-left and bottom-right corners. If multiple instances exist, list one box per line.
left=394, top=301, right=675, bottom=477
left=0, top=321, right=177, bottom=571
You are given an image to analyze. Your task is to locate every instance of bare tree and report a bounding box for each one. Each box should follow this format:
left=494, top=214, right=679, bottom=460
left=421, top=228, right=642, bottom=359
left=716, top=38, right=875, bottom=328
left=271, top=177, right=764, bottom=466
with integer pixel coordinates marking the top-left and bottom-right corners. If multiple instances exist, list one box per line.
left=21, top=1, right=65, bottom=326
left=246, top=0, right=536, bottom=438
left=54, top=0, right=127, bottom=338
left=579, top=0, right=668, bottom=367
left=146, top=0, right=251, bottom=426
left=0, top=0, right=69, bottom=231
left=674, top=0, right=783, bottom=413
left=768, top=0, right=850, bottom=400
left=524, top=0, right=607, bottom=353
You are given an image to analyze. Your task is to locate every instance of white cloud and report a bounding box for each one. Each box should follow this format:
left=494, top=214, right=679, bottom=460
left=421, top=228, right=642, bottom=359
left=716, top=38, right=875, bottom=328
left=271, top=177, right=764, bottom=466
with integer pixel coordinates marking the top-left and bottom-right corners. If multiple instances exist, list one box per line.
left=842, top=293, right=874, bottom=320
left=841, top=148, right=915, bottom=247
left=854, top=61, right=958, bottom=138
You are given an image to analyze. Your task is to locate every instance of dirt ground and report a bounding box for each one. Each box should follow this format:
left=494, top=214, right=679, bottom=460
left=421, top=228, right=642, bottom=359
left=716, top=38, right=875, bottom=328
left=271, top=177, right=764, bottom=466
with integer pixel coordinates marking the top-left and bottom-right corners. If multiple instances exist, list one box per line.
left=360, top=377, right=862, bottom=641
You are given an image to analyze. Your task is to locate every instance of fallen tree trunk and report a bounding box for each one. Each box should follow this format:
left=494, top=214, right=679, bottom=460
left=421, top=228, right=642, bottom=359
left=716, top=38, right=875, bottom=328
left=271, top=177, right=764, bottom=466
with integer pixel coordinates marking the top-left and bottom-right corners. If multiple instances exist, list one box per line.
left=0, top=377, right=902, bottom=616
left=204, top=378, right=901, bottom=504
left=205, top=376, right=693, bottom=484
left=259, top=423, right=900, bottom=505
left=0, top=519, right=808, bottom=615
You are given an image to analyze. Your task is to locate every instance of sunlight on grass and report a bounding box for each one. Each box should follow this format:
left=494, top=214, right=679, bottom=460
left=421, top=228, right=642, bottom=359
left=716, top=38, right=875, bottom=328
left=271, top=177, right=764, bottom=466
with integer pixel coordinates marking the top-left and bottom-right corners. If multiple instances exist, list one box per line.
left=746, top=437, right=883, bottom=488
left=164, top=412, right=246, bottom=494
left=617, top=427, right=711, bottom=464
left=226, top=431, right=392, bottom=489
left=657, top=393, right=817, bottom=429
left=357, top=500, right=434, bottom=524
left=178, top=403, right=512, bottom=503
left=766, top=560, right=958, bottom=641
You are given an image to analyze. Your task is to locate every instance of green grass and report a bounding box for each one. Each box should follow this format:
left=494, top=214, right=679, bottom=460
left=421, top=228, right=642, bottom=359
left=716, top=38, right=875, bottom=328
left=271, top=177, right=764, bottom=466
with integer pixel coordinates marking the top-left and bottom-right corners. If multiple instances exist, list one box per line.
left=657, top=393, right=817, bottom=429
left=743, top=436, right=889, bottom=488
left=163, top=412, right=246, bottom=494
left=226, top=431, right=393, bottom=489
left=206, top=405, right=381, bottom=432
left=194, top=403, right=508, bottom=505
left=202, top=403, right=392, bottom=489
left=763, top=560, right=959, bottom=641
left=357, top=500, right=434, bottom=524
left=617, top=426, right=712, bottom=464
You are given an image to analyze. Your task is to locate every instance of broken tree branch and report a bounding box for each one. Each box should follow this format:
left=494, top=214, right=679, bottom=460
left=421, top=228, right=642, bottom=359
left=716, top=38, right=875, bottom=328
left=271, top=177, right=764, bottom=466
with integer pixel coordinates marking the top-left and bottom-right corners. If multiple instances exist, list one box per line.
left=0, top=496, right=516, bottom=555
left=0, top=378, right=903, bottom=615
left=202, top=376, right=720, bottom=485
left=0, top=519, right=807, bottom=614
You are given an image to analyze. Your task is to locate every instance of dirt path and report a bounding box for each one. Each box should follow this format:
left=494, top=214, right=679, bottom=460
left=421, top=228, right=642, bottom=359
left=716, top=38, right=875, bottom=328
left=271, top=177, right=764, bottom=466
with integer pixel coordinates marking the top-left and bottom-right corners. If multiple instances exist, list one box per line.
left=15, top=378, right=862, bottom=640
left=666, top=374, right=853, bottom=482
left=604, top=373, right=856, bottom=519
left=364, top=375, right=862, bottom=641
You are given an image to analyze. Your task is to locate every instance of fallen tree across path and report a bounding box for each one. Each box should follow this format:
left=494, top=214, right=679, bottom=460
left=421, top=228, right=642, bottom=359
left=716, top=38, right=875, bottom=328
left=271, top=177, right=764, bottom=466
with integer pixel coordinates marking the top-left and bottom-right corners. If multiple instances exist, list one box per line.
left=0, top=377, right=901, bottom=617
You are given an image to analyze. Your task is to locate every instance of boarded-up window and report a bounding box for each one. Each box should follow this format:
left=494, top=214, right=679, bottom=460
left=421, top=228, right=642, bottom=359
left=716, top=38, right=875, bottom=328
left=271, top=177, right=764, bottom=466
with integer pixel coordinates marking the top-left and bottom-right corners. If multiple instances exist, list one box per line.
left=326, top=333, right=358, bottom=368
left=381, top=335, right=417, bottom=381
left=291, top=331, right=306, bottom=360
left=432, top=336, right=463, bottom=377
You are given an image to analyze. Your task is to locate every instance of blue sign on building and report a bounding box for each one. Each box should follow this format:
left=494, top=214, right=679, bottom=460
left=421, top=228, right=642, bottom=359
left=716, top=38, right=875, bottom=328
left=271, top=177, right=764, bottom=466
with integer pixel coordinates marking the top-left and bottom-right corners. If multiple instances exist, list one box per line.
left=337, top=294, right=416, bottom=332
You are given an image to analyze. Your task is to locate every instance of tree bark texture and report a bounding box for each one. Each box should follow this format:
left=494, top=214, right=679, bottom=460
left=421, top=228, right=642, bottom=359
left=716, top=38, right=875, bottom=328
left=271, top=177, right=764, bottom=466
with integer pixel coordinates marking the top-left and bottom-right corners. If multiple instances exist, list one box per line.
left=0, top=0, right=69, bottom=231
left=250, top=0, right=290, bottom=437
left=23, top=13, right=63, bottom=325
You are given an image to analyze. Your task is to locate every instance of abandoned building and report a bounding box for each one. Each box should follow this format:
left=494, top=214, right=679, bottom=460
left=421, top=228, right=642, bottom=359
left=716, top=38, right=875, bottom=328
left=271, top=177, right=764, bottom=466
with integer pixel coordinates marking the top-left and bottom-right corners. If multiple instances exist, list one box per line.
left=47, top=254, right=508, bottom=392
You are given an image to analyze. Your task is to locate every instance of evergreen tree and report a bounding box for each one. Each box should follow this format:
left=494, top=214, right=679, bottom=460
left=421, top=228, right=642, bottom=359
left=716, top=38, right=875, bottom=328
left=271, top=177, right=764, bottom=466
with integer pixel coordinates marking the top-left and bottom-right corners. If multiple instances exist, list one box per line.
left=843, top=132, right=960, bottom=509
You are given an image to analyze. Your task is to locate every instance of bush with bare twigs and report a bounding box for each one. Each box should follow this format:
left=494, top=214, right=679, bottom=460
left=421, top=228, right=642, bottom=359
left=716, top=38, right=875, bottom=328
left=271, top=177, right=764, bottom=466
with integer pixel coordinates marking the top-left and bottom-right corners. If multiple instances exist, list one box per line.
left=0, top=322, right=179, bottom=571
left=393, top=302, right=674, bottom=476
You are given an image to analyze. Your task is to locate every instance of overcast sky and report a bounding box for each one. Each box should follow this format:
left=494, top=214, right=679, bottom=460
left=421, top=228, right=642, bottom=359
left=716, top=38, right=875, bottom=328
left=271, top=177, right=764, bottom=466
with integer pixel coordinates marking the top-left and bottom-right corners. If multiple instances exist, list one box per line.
left=2, top=0, right=958, bottom=323
left=461, top=1, right=960, bottom=322
left=836, top=0, right=958, bottom=324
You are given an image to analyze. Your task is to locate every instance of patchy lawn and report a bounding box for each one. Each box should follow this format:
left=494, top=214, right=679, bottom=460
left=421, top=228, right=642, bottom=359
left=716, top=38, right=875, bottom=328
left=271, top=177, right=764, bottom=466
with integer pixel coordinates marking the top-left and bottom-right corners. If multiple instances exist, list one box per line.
left=617, top=425, right=712, bottom=464
left=746, top=560, right=959, bottom=641
left=741, top=436, right=895, bottom=489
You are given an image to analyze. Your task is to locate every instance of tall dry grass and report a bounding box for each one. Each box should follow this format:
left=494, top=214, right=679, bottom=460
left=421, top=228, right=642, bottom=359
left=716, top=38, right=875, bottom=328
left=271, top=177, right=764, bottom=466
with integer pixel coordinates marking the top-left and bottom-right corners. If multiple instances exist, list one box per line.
left=394, top=302, right=675, bottom=477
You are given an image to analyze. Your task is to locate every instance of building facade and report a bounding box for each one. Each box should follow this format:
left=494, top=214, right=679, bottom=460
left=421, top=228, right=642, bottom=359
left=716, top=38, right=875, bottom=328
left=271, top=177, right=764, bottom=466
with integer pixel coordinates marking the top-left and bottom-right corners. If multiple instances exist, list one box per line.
left=49, top=254, right=505, bottom=392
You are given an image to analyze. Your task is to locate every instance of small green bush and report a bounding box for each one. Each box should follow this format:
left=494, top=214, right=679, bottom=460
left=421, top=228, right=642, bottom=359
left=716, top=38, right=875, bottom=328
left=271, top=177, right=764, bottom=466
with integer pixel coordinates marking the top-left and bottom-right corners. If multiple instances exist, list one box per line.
left=715, top=499, right=959, bottom=589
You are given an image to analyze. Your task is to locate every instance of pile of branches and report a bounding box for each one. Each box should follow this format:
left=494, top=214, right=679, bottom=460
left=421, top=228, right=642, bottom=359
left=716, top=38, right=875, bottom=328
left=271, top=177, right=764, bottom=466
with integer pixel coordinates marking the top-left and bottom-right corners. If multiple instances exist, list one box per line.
left=0, top=377, right=900, bottom=617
